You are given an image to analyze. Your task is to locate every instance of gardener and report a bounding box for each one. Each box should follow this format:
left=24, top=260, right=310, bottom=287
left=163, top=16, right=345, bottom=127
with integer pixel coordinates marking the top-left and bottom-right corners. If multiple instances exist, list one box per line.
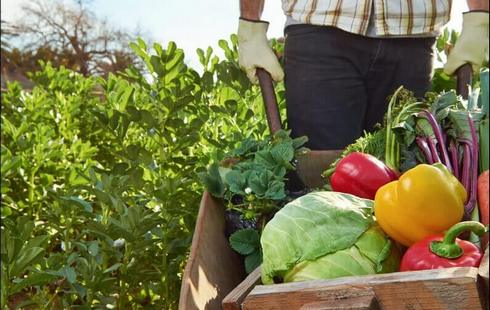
left=238, top=0, right=489, bottom=150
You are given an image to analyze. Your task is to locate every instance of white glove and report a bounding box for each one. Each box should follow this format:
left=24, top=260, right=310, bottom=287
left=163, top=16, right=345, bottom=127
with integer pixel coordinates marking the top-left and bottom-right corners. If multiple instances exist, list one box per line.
left=237, top=18, right=284, bottom=84
left=444, top=12, right=489, bottom=75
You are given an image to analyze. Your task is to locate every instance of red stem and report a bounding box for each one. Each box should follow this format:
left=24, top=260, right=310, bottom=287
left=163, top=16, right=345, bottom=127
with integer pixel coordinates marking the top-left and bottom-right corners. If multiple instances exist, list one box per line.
left=426, top=137, right=441, bottom=164
left=449, top=140, right=460, bottom=180
left=464, top=114, right=479, bottom=217
left=459, top=141, right=471, bottom=193
left=416, top=136, right=434, bottom=164
left=420, top=110, right=453, bottom=172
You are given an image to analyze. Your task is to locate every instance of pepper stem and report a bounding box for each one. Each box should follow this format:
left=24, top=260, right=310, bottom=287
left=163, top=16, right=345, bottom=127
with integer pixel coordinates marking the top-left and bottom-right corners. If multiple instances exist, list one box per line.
left=429, top=221, right=487, bottom=259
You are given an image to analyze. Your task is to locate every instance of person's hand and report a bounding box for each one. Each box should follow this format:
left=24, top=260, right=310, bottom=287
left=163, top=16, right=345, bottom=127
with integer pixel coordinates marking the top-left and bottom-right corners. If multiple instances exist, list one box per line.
left=237, top=18, right=284, bottom=84
left=444, top=12, right=489, bottom=75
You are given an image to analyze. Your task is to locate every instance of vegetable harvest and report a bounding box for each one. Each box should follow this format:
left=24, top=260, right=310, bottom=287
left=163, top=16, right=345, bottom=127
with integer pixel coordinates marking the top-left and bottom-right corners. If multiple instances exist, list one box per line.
left=260, top=192, right=400, bottom=284
left=400, top=221, right=486, bottom=271
left=374, top=163, right=466, bottom=247
left=330, top=152, right=398, bottom=200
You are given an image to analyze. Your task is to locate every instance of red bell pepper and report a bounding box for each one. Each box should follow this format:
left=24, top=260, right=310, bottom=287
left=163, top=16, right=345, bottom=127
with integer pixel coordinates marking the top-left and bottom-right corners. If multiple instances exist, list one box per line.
left=330, top=152, right=398, bottom=200
left=400, top=221, right=487, bottom=271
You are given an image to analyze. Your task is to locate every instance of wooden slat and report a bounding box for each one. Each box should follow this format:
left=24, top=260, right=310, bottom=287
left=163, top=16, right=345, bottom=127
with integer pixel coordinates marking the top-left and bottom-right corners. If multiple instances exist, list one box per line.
left=299, top=292, right=380, bottom=310
left=222, top=267, right=262, bottom=310
left=179, top=192, right=245, bottom=310
left=242, top=267, right=484, bottom=310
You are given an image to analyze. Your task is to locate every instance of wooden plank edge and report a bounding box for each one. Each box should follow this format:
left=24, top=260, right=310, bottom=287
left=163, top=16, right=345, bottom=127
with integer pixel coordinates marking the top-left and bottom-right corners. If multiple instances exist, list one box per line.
left=178, top=192, right=220, bottom=310
left=478, top=247, right=489, bottom=285
left=247, top=267, right=479, bottom=297
left=222, top=267, right=262, bottom=310
left=478, top=248, right=489, bottom=310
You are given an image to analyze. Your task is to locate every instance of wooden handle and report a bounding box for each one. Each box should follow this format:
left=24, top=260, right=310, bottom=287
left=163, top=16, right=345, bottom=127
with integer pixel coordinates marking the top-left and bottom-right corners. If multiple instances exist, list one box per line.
left=256, top=68, right=306, bottom=191
left=456, top=63, right=473, bottom=99
left=256, top=68, right=282, bottom=134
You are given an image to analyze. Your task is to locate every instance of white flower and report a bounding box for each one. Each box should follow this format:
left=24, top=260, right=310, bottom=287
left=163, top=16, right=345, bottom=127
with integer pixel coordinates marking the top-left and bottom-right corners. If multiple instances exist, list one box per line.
left=113, top=238, right=125, bottom=248
left=245, top=187, right=252, bottom=194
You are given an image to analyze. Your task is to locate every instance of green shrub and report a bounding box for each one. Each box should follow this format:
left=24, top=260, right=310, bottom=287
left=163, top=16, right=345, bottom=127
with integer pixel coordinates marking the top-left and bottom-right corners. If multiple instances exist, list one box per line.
left=1, top=36, right=284, bottom=309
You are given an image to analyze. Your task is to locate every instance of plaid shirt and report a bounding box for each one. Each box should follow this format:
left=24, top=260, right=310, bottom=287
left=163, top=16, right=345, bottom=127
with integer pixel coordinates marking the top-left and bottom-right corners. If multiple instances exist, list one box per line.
left=282, top=0, right=452, bottom=36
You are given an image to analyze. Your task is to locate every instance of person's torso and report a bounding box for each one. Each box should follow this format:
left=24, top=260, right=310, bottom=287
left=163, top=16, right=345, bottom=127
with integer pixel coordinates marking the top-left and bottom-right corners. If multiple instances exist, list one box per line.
left=282, top=0, right=452, bottom=37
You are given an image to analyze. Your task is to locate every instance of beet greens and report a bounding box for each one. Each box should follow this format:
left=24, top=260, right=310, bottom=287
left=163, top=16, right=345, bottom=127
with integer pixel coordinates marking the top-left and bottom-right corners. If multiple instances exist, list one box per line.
left=390, top=76, right=487, bottom=218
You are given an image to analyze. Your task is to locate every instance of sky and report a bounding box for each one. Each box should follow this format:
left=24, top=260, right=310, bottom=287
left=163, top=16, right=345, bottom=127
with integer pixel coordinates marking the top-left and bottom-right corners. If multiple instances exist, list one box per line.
left=2, top=0, right=468, bottom=69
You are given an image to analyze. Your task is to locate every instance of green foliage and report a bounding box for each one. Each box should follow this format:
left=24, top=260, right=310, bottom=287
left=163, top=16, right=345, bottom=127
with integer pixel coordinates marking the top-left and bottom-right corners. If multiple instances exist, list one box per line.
left=199, top=130, right=308, bottom=220
left=432, top=28, right=459, bottom=93
left=1, top=35, right=282, bottom=308
left=229, top=229, right=262, bottom=273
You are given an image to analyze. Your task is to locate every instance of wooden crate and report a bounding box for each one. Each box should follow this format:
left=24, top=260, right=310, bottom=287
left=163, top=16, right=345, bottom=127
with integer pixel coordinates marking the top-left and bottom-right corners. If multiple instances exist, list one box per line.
left=223, top=257, right=489, bottom=310
left=179, top=150, right=489, bottom=309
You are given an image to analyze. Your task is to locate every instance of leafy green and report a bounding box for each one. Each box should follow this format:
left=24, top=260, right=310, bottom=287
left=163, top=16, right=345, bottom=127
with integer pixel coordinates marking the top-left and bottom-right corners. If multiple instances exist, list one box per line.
left=229, top=229, right=262, bottom=273
left=200, top=129, right=307, bottom=220
left=1, top=35, right=281, bottom=309
left=260, top=191, right=399, bottom=284
left=384, top=87, right=427, bottom=170
left=229, top=229, right=260, bottom=255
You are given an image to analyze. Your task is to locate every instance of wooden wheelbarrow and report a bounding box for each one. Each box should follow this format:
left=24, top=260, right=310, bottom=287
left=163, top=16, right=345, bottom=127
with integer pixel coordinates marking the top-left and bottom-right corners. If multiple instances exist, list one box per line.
left=179, top=65, right=488, bottom=309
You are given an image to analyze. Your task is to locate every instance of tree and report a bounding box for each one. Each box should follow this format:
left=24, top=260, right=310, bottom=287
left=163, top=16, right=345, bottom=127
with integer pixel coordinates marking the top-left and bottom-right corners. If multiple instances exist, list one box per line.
left=1, top=0, right=145, bottom=77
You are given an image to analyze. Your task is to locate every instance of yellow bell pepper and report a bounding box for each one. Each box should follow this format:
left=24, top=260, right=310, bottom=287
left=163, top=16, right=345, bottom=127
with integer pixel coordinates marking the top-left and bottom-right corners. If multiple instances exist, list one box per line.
left=374, top=163, right=466, bottom=247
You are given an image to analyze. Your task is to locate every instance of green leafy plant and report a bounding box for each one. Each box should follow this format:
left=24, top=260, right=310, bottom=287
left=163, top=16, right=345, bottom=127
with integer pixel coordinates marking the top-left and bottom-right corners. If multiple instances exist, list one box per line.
left=1, top=34, right=281, bottom=309
left=229, top=229, right=262, bottom=273
left=260, top=192, right=400, bottom=284
left=200, top=129, right=308, bottom=221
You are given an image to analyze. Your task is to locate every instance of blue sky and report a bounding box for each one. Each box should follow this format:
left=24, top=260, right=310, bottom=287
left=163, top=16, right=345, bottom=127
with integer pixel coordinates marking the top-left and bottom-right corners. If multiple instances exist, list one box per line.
left=2, top=0, right=468, bottom=69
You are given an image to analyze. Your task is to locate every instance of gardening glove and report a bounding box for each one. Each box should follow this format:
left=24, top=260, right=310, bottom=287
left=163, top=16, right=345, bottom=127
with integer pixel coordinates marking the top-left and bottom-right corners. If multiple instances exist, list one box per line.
left=238, top=18, right=284, bottom=84
left=444, top=11, right=489, bottom=75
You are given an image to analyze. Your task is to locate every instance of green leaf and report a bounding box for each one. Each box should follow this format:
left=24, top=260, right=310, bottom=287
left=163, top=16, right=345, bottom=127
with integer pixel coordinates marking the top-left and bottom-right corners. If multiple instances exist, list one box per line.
left=264, top=181, right=286, bottom=200
left=1, top=206, right=12, bottom=217
left=60, top=266, right=77, bottom=284
left=129, top=42, right=148, bottom=60
left=447, top=110, right=484, bottom=140
left=6, top=236, right=21, bottom=264
left=271, top=143, right=294, bottom=164
left=198, top=163, right=225, bottom=197
left=117, top=84, right=134, bottom=111
left=88, top=242, right=99, bottom=257
left=196, top=48, right=205, bottom=66
left=292, top=136, right=308, bottom=150
left=166, top=41, right=177, bottom=58
left=137, top=37, right=148, bottom=50
left=104, top=263, right=123, bottom=274
left=225, top=170, right=245, bottom=193
left=24, top=235, right=49, bottom=250
left=61, top=196, right=93, bottom=213
left=248, top=172, right=266, bottom=196
left=9, top=247, right=45, bottom=277
left=140, top=110, right=156, bottom=127
left=229, top=229, right=260, bottom=255
left=10, top=272, right=59, bottom=295
left=1, top=156, right=21, bottom=175
left=254, top=150, right=276, bottom=168
left=245, top=250, right=262, bottom=274
left=150, top=55, right=165, bottom=76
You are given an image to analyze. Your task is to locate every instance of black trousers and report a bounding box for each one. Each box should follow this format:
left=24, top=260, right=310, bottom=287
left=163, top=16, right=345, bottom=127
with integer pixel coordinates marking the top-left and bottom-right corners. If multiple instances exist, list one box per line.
left=284, top=25, right=436, bottom=150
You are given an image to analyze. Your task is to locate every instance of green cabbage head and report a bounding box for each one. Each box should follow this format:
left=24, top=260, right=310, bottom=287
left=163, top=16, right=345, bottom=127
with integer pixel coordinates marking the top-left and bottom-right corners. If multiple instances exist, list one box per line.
left=261, top=191, right=400, bottom=284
